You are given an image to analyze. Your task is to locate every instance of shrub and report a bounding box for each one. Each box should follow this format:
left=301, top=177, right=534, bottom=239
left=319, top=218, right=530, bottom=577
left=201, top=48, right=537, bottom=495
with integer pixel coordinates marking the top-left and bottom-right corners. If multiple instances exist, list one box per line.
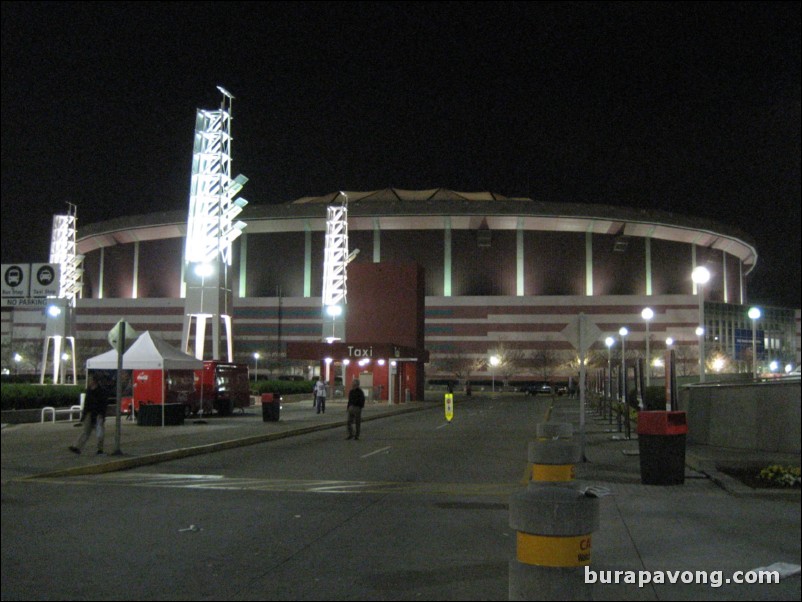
left=1, top=383, right=83, bottom=411
left=759, top=465, right=801, bottom=488
left=250, top=379, right=314, bottom=397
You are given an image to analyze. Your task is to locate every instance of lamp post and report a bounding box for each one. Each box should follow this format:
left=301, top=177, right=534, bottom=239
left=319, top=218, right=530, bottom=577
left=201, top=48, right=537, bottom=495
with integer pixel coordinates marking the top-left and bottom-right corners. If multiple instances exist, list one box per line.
left=13, top=353, right=22, bottom=376
left=252, top=352, right=260, bottom=382
left=604, top=337, right=614, bottom=399
left=605, top=336, right=614, bottom=423
left=692, top=266, right=710, bottom=383
left=748, top=307, right=761, bottom=380
left=641, top=307, right=654, bottom=387
left=489, top=355, right=500, bottom=393
left=618, top=328, right=628, bottom=402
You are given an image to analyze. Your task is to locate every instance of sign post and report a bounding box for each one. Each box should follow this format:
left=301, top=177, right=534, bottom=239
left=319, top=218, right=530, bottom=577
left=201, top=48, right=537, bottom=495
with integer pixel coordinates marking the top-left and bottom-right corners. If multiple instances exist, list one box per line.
left=108, top=319, right=137, bottom=455
left=561, top=314, right=602, bottom=461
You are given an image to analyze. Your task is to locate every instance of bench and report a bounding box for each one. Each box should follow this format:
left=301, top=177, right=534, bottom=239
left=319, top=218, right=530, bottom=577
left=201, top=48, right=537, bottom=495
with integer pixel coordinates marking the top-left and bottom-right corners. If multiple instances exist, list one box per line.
left=41, top=405, right=83, bottom=423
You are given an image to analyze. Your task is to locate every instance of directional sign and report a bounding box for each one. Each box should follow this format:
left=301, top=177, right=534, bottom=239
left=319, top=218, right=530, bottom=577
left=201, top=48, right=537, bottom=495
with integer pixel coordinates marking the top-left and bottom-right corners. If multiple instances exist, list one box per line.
left=445, top=393, right=454, bottom=422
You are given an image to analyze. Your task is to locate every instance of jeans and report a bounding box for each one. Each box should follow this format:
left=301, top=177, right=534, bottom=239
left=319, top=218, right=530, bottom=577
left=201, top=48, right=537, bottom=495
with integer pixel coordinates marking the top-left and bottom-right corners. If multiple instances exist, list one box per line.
left=75, top=413, right=105, bottom=452
left=347, top=406, right=362, bottom=438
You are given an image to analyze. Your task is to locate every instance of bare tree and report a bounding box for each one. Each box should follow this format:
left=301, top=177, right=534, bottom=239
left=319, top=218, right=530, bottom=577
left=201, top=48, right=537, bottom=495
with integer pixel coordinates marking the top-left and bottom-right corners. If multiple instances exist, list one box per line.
left=521, top=348, right=561, bottom=382
left=435, top=351, right=484, bottom=385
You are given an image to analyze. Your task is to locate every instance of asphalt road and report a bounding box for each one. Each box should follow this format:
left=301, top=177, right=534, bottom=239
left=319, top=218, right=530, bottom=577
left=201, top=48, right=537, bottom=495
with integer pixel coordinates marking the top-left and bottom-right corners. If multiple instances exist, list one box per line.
left=2, top=396, right=550, bottom=601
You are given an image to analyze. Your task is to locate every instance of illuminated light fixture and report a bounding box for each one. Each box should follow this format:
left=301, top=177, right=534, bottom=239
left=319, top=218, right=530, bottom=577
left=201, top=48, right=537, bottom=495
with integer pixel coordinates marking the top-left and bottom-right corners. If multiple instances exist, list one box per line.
left=194, top=263, right=214, bottom=277
left=324, top=357, right=333, bottom=364
left=326, top=304, right=343, bottom=317
left=47, top=304, right=62, bottom=318
left=378, top=359, right=386, bottom=366
left=343, top=359, right=350, bottom=365
left=665, top=337, right=674, bottom=346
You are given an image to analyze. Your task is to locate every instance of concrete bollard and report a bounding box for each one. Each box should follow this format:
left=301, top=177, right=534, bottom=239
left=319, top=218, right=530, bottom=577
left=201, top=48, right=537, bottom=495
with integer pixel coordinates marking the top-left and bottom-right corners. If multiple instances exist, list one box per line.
left=536, top=422, right=573, bottom=439
left=509, top=483, right=599, bottom=600
left=530, top=423, right=582, bottom=483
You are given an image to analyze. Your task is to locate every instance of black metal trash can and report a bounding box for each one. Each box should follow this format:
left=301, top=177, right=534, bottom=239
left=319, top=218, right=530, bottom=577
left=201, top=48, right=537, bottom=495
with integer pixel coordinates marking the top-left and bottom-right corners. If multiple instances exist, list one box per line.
left=137, top=403, right=185, bottom=426
left=637, top=411, right=688, bottom=485
left=261, top=393, right=280, bottom=422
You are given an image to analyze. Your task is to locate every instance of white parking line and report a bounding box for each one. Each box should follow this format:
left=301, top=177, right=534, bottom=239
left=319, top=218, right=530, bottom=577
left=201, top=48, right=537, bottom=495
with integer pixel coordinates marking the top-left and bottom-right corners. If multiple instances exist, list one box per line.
left=361, top=446, right=392, bottom=458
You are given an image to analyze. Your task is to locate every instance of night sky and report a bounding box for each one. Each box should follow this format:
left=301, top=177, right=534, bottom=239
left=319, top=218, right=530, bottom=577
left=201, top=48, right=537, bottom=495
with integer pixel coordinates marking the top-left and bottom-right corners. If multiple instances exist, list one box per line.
left=2, top=2, right=799, bottom=307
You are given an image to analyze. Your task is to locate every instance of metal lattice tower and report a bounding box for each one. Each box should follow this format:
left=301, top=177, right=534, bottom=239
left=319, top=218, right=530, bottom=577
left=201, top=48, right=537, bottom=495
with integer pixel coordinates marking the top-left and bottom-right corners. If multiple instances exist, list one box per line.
left=181, top=87, right=248, bottom=361
left=322, top=192, right=350, bottom=308
left=321, top=192, right=358, bottom=342
left=41, top=203, right=83, bottom=384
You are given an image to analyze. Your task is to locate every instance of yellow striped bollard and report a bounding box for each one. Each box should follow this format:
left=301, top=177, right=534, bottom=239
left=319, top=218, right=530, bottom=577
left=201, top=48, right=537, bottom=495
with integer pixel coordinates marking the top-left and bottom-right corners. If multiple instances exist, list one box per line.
left=509, top=484, right=599, bottom=600
left=530, top=422, right=581, bottom=483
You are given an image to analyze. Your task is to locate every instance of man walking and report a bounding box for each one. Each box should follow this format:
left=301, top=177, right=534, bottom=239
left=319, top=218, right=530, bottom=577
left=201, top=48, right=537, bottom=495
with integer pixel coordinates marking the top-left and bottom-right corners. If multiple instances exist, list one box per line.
left=346, top=378, right=365, bottom=440
left=69, top=375, right=110, bottom=455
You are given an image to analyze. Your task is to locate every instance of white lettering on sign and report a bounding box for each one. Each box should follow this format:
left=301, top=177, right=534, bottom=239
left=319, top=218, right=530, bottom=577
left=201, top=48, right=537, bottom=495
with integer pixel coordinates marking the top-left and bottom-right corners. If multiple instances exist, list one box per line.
left=347, top=346, right=373, bottom=358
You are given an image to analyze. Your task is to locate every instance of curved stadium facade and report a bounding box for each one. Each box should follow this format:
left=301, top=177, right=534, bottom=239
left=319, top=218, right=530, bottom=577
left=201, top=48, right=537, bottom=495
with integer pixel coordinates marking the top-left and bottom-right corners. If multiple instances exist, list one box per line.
left=6, top=188, right=800, bottom=384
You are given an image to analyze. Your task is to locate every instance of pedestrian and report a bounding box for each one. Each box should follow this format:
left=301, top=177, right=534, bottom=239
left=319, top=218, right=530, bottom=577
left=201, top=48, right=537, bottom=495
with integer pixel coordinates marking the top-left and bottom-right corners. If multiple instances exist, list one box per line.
left=346, top=378, right=365, bottom=440
left=314, top=377, right=327, bottom=414
left=69, top=375, right=110, bottom=455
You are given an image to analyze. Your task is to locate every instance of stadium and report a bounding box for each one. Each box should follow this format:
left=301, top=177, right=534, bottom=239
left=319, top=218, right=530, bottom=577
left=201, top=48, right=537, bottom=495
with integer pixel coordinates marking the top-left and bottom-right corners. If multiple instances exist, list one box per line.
left=3, top=188, right=800, bottom=387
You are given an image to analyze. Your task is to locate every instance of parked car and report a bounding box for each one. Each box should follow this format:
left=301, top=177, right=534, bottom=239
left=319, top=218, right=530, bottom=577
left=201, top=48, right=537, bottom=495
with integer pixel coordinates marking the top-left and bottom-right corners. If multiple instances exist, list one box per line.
left=524, top=383, right=553, bottom=395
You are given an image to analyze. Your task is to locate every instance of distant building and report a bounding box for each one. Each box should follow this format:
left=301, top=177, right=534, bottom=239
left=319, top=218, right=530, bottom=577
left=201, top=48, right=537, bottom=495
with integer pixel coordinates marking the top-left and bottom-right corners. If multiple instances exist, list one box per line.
left=2, top=189, right=799, bottom=383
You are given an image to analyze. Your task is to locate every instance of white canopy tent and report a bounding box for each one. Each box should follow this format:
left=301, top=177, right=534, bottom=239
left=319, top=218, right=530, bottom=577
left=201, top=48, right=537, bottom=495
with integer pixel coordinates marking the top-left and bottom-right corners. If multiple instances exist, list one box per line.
left=85, top=332, right=203, bottom=426
left=86, top=331, right=203, bottom=371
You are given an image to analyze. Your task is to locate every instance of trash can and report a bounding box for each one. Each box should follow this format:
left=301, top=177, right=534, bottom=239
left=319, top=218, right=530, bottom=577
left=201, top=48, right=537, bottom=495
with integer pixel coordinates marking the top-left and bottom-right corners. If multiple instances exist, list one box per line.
left=261, top=393, right=280, bottom=422
left=137, top=403, right=184, bottom=426
left=637, top=411, right=688, bottom=485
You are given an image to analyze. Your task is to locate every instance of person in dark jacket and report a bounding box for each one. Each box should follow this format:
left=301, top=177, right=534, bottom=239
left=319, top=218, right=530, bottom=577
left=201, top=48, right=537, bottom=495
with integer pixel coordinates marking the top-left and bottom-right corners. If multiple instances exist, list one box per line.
left=346, top=379, right=366, bottom=440
left=69, top=375, right=110, bottom=455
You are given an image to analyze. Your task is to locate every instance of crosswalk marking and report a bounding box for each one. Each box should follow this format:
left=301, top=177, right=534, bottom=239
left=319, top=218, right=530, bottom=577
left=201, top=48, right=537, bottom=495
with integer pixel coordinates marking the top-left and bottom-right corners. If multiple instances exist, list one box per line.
left=34, top=472, right=521, bottom=496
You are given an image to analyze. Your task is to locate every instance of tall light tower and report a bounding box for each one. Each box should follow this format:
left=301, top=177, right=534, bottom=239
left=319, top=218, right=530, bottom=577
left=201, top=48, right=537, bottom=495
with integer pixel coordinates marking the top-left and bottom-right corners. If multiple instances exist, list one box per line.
left=321, top=192, right=358, bottom=342
left=182, top=87, right=248, bottom=361
left=41, top=203, right=83, bottom=384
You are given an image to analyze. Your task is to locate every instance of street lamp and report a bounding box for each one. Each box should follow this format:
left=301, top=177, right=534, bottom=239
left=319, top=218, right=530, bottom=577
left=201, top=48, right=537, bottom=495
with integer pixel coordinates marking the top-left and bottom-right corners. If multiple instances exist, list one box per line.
left=618, top=327, right=628, bottom=406
left=13, top=353, right=22, bottom=375
left=605, top=336, right=615, bottom=397
left=692, top=266, right=710, bottom=383
left=748, top=307, right=761, bottom=380
left=489, top=355, right=500, bottom=393
left=641, top=307, right=654, bottom=387
left=252, top=352, right=260, bottom=382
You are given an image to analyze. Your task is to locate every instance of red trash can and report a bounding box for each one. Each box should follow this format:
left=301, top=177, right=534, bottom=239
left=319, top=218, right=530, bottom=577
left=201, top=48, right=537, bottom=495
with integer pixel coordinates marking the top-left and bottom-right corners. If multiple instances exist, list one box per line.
left=637, top=411, right=688, bottom=485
